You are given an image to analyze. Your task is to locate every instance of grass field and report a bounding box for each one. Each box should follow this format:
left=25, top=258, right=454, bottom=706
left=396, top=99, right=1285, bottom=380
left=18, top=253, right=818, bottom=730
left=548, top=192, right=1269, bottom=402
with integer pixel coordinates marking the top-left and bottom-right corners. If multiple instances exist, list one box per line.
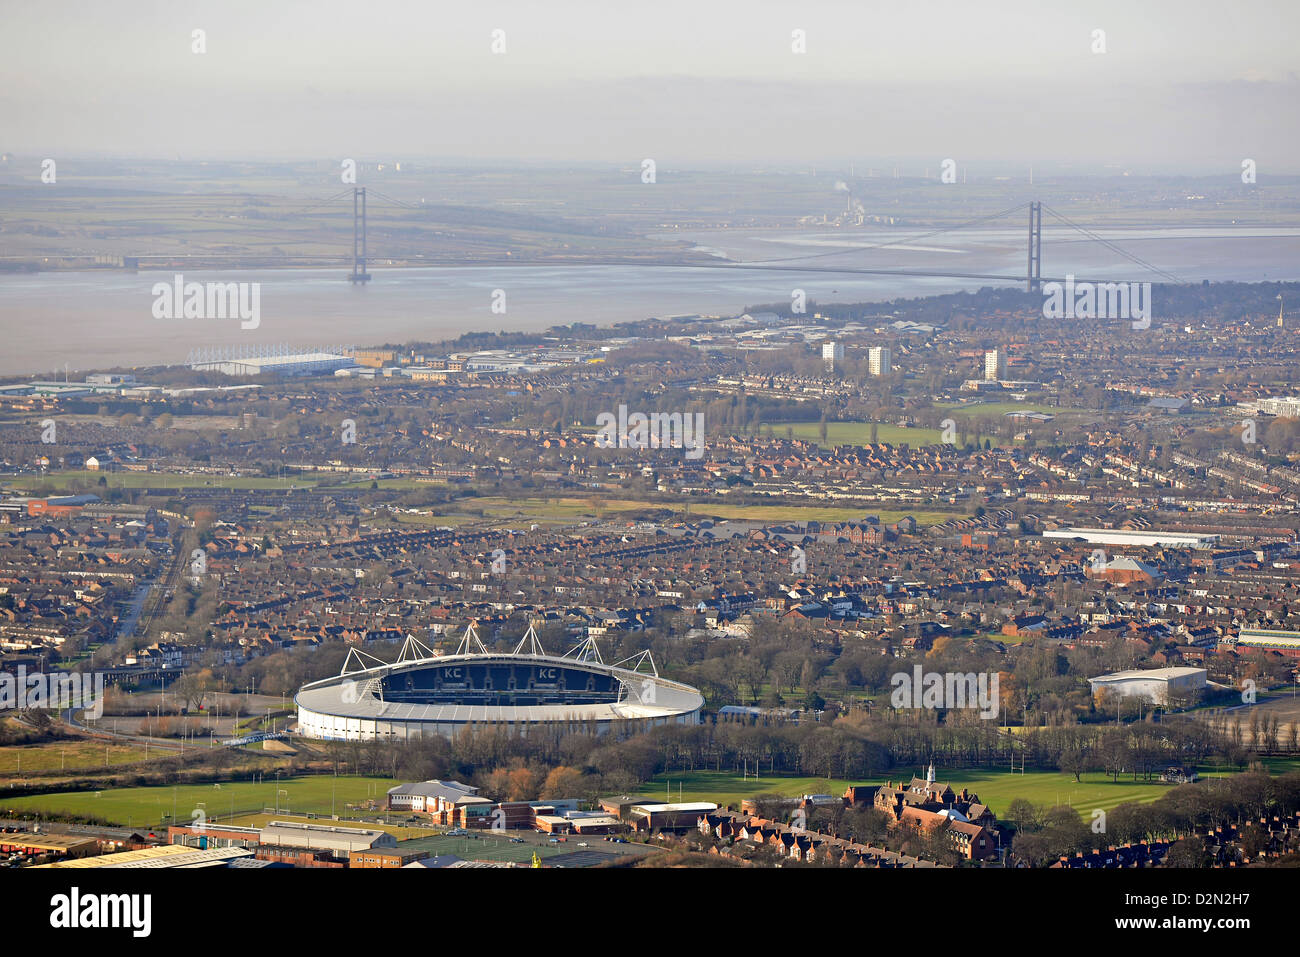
left=988, top=631, right=1035, bottom=645
left=0, top=742, right=149, bottom=775
left=9, top=757, right=1298, bottom=830
left=0, top=774, right=402, bottom=828
left=931, top=400, right=1102, bottom=428
left=460, top=496, right=962, bottom=527
left=645, top=768, right=1171, bottom=816
left=1, top=470, right=336, bottom=492
left=649, top=761, right=1300, bottom=818
left=773, top=421, right=945, bottom=448
left=649, top=771, right=860, bottom=809
left=932, top=401, right=1070, bottom=417
left=0, top=471, right=453, bottom=498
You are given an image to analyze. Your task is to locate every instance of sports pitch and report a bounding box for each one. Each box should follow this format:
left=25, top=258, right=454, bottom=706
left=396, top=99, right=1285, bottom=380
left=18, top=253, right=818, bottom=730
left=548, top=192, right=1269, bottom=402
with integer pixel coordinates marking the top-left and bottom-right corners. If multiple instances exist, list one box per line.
left=0, top=774, right=403, bottom=828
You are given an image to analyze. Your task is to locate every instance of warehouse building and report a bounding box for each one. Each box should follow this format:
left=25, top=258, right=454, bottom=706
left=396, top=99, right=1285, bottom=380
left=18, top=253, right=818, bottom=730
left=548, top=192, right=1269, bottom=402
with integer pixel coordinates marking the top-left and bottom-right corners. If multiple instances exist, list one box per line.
left=1088, top=666, right=1207, bottom=706
left=1043, top=527, right=1219, bottom=549
left=34, top=844, right=254, bottom=868
left=189, top=351, right=357, bottom=378
left=258, top=820, right=395, bottom=856
left=0, top=833, right=98, bottom=862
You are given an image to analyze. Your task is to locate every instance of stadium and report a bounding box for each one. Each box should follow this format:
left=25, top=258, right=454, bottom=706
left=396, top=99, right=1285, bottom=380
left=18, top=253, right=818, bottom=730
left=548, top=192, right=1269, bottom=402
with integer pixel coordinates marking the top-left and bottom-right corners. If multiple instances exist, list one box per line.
left=294, top=626, right=704, bottom=741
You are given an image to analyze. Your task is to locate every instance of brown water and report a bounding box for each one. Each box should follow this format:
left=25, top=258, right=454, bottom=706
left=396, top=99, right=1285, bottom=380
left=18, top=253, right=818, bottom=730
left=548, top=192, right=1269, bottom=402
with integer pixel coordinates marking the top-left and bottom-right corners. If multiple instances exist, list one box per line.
left=1, top=226, right=1297, bottom=376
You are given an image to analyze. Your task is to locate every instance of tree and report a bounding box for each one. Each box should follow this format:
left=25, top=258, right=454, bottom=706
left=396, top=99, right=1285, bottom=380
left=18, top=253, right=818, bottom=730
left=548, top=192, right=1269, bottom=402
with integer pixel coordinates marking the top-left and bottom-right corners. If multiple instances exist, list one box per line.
left=734, top=656, right=766, bottom=705
left=1165, top=836, right=1206, bottom=868
left=506, top=766, right=540, bottom=802
left=751, top=793, right=796, bottom=822
left=1005, top=798, right=1041, bottom=833
left=1012, top=832, right=1056, bottom=867
left=482, top=768, right=512, bottom=801
left=173, top=668, right=214, bottom=713
left=1058, top=747, right=1089, bottom=783
left=540, top=766, right=585, bottom=799
left=842, top=805, right=890, bottom=844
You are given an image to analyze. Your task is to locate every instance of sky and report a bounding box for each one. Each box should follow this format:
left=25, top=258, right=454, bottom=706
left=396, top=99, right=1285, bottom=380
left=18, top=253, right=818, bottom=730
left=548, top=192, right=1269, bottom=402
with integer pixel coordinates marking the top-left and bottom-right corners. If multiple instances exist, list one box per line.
left=1, top=0, right=1297, bottom=170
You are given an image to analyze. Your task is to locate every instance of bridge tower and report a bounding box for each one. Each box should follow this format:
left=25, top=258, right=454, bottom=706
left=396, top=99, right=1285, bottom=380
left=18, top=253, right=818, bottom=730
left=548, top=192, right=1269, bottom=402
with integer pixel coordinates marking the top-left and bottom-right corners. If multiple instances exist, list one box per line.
left=1027, top=200, right=1042, bottom=293
left=350, top=187, right=372, bottom=283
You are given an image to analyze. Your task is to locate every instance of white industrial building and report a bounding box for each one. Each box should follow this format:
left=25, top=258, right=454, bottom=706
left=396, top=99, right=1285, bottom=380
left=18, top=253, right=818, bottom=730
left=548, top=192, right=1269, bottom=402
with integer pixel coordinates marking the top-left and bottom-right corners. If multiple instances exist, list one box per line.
left=258, top=821, right=395, bottom=855
left=190, top=351, right=357, bottom=377
left=1043, top=527, right=1219, bottom=549
left=187, top=345, right=358, bottom=377
left=1088, top=667, right=1207, bottom=706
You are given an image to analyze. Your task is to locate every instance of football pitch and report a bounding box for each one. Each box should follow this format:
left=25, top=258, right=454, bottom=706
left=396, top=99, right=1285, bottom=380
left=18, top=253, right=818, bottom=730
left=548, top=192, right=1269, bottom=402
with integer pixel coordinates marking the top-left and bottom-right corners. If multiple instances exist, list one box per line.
left=0, top=774, right=402, bottom=829
left=647, top=760, right=1300, bottom=818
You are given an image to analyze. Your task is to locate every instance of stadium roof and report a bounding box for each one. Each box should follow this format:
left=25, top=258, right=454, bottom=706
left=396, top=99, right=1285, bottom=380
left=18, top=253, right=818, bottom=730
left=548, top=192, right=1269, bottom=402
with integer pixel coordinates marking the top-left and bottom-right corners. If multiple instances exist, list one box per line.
left=296, top=627, right=703, bottom=727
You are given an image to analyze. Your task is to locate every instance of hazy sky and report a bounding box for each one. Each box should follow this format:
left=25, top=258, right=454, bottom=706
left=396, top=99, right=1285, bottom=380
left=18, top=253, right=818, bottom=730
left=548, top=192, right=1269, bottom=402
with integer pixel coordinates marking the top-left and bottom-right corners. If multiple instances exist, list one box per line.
left=2, top=0, right=1297, bottom=170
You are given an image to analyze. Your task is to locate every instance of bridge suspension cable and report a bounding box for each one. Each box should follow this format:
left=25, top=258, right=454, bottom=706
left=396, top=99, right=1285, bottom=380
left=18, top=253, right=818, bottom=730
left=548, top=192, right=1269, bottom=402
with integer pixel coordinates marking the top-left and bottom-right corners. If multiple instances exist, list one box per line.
left=740, top=201, right=1035, bottom=265
left=1040, top=204, right=1183, bottom=284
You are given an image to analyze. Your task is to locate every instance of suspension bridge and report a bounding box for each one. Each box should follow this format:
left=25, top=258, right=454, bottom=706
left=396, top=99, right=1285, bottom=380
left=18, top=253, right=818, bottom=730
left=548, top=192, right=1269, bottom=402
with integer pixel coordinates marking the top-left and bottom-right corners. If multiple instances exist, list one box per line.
left=11, top=186, right=1185, bottom=291
left=330, top=190, right=1182, bottom=291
